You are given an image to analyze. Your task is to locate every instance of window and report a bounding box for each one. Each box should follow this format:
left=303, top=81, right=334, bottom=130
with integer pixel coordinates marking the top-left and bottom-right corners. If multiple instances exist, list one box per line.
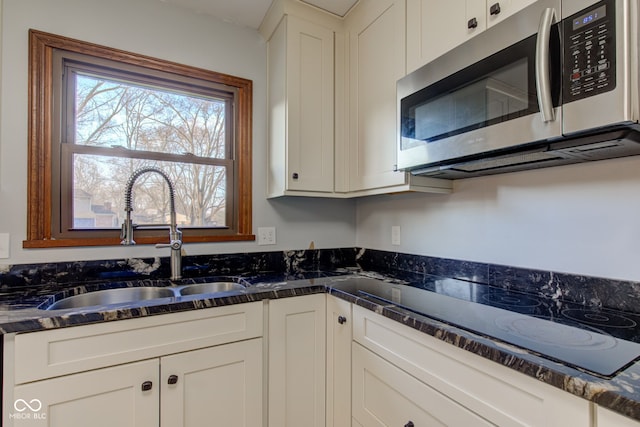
left=26, top=30, right=253, bottom=248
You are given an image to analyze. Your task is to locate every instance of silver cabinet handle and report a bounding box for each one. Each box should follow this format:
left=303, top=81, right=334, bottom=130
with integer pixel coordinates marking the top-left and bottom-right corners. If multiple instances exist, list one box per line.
left=536, top=8, right=556, bottom=123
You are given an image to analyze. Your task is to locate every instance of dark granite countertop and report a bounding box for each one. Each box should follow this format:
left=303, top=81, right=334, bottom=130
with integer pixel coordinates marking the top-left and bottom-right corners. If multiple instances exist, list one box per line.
left=0, top=271, right=346, bottom=334
left=1, top=269, right=640, bottom=422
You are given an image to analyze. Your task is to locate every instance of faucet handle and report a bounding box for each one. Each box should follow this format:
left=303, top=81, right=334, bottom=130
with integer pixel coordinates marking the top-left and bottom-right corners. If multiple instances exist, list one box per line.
left=156, top=240, right=182, bottom=251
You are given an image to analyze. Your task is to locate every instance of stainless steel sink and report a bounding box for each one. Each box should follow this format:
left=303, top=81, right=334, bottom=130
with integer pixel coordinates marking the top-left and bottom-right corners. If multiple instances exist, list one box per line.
left=44, top=287, right=176, bottom=310
left=178, top=282, right=245, bottom=296
left=42, top=280, right=247, bottom=310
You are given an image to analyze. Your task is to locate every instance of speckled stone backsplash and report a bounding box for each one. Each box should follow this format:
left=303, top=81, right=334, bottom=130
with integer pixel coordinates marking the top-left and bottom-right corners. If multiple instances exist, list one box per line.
left=2, top=247, right=639, bottom=313
left=0, top=248, right=357, bottom=287
left=355, top=249, right=640, bottom=314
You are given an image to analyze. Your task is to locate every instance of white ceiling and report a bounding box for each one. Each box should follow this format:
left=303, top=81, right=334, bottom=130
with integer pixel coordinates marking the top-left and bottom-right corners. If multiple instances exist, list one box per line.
left=160, top=0, right=358, bottom=29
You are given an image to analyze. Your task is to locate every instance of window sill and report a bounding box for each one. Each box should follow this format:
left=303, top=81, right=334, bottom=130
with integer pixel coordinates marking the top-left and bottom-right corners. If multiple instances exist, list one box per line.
left=23, top=234, right=256, bottom=248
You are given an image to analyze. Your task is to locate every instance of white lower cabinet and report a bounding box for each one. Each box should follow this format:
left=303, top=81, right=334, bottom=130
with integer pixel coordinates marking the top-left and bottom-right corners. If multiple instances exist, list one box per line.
left=353, top=343, right=494, bottom=426
left=8, top=295, right=637, bottom=427
left=3, top=302, right=264, bottom=427
left=268, top=293, right=326, bottom=427
left=597, top=406, right=640, bottom=426
left=161, top=339, right=263, bottom=427
left=352, top=305, right=592, bottom=427
left=326, top=295, right=352, bottom=427
left=12, top=359, right=159, bottom=427
left=11, top=340, right=262, bottom=427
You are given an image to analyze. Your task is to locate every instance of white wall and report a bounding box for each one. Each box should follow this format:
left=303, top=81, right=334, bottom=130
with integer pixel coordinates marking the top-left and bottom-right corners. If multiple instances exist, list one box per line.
left=2, top=0, right=638, bottom=283
left=356, top=156, right=640, bottom=282
left=0, top=0, right=356, bottom=264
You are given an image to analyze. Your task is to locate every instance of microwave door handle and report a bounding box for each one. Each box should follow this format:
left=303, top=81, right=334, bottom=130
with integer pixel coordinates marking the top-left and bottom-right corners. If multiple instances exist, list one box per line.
left=536, top=8, right=556, bottom=123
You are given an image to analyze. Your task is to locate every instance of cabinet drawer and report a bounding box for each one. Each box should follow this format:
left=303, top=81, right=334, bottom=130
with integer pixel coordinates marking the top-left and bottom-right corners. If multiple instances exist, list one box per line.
left=12, top=302, right=263, bottom=384
left=353, top=342, right=493, bottom=426
left=353, top=305, right=590, bottom=427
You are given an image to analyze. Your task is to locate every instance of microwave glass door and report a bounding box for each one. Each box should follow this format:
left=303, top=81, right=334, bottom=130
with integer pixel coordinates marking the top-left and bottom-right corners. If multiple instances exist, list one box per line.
left=400, top=30, right=561, bottom=151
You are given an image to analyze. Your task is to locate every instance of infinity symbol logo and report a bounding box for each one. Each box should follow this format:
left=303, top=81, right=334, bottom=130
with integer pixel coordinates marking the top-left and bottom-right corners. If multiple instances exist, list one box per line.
left=14, top=399, right=42, bottom=412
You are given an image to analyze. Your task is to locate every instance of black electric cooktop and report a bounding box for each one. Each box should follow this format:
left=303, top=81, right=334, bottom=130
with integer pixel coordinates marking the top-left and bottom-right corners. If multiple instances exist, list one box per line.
left=332, top=276, right=640, bottom=378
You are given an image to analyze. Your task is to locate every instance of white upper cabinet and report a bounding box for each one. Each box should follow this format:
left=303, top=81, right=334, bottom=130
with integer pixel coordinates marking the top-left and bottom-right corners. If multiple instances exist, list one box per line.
left=407, top=0, right=537, bottom=74
left=262, top=0, right=453, bottom=198
left=344, top=0, right=452, bottom=195
left=265, top=14, right=335, bottom=196
left=487, top=0, right=539, bottom=28
left=346, top=0, right=407, bottom=192
left=407, top=0, right=485, bottom=74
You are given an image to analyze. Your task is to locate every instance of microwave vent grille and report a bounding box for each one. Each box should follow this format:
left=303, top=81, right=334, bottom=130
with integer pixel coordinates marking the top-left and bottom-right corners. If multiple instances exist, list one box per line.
left=451, top=151, right=562, bottom=172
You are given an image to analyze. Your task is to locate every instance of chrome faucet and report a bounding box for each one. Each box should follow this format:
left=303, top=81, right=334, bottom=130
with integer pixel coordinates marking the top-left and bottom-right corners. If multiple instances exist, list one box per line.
left=120, top=167, right=183, bottom=280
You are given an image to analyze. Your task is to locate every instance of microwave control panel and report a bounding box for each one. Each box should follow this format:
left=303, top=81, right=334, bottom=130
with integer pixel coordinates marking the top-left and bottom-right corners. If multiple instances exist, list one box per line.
left=563, top=0, right=616, bottom=103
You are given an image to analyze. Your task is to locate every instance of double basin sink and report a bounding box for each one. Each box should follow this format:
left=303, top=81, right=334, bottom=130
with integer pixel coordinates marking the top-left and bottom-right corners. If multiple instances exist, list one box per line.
left=41, top=282, right=246, bottom=310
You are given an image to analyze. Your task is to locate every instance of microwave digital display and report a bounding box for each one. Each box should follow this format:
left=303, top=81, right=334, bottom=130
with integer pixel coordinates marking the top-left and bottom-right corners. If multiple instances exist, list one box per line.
left=573, top=5, right=606, bottom=30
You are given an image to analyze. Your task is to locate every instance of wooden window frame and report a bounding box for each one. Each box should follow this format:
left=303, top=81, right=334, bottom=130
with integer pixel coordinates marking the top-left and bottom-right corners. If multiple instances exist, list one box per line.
left=25, top=29, right=254, bottom=248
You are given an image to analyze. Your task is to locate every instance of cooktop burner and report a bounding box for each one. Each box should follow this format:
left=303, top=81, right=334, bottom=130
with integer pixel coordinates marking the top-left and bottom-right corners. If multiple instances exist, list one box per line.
left=494, top=314, right=617, bottom=350
left=332, top=276, right=640, bottom=377
left=481, top=290, right=542, bottom=309
left=561, top=308, right=638, bottom=329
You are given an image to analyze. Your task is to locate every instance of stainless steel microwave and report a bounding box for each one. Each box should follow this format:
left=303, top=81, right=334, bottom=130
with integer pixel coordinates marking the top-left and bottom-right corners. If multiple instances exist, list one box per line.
left=397, top=0, right=640, bottom=179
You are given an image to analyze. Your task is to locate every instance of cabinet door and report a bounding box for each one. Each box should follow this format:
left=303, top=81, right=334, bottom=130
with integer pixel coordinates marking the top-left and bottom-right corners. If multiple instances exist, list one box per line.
left=347, top=0, right=407, bottom=191
left=267, top=14, right=335, bottom=196
left=161, top=338, right=263, bottom=427
left=269, top=294, right=326, bottom=427
left=406, top=0, right=485, bottom=73
left=487, top=0, right=537, bottom=28
left=326, top=296, right=352, bottom=427
left=352, top=343, right=494, bottom=427
left=286, top=16, right=335, bottom=192
left=10, top=360, right=158, bottom=427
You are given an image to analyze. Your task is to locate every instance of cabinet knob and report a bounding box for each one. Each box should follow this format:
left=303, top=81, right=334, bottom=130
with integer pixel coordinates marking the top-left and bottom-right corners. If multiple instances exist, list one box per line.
left=467, top=17, right=478, bottom=29
left=292, top=172, right=299, bottom=180
left=168, top=375, right=179, bottom=385
left=141, top=381, right=153, bottom=391
left=404, top=422, right=415, bottom=427
left=490, top=2, right=501, bottom=15
left=338, top=315, right=347, bottom=325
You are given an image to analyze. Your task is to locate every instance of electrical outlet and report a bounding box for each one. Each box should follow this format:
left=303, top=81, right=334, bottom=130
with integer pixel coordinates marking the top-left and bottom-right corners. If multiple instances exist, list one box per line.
left=391, top=226, right=401, bottom=246
left=391, top=287, right=402, bottom=303
left=0, top=233, right=9, bottom=258
left=257, top=227, right=276, bottom=245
